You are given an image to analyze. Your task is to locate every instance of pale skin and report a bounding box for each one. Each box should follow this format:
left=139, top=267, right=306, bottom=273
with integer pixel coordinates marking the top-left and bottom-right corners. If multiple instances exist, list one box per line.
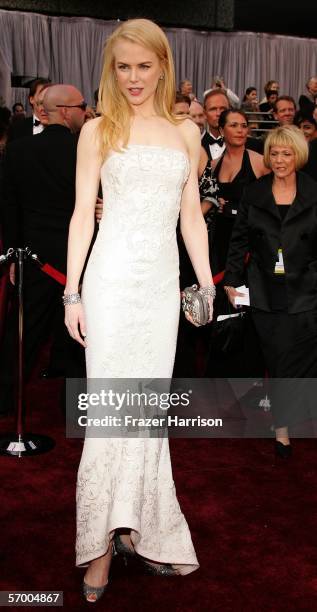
left=225, top=144, right=297, bottom=447
left=64, top=39, right=214, bottom=598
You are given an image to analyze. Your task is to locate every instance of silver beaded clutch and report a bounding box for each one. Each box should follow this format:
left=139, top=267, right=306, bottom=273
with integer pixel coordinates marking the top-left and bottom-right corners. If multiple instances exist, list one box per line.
left=181, top=284, right=210, bottom=326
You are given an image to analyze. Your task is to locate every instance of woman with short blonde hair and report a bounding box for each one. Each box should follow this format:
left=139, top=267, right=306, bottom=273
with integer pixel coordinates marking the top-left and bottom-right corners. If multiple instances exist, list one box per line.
left=263, top=124, right=309, bottom=169
left=224, top=124, right=317, bottom=459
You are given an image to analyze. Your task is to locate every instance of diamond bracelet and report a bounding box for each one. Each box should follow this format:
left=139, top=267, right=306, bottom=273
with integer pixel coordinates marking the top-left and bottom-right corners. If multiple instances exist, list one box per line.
left=199, top=285, right=216, bottom=301
left=62, top=292, right=81, bottom=306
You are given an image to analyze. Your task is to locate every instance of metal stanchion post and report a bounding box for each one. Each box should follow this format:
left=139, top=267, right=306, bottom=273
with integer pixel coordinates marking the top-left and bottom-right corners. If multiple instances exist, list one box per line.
left=0, top=247, right=55, bottom=457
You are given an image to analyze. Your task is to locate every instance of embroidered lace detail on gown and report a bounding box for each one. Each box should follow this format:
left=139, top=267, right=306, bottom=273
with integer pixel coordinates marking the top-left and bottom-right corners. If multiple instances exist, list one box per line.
left=77, top=145, right=199, bottom=574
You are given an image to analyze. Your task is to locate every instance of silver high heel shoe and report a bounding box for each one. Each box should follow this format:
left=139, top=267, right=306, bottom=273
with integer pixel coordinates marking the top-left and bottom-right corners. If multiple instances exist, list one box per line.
left=113, top=532, right=178, bottom=575
left=140, top=560, right=179, bottom=576
left=83, top=580, right=108, bottom=603
left=82, top=542, right=115, bottom=602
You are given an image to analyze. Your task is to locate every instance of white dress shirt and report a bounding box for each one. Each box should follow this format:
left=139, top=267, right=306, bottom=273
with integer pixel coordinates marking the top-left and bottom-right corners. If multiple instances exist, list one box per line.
left=201, top=129, right=226, bottom=159
left=32, top=114, right=44, bottom=135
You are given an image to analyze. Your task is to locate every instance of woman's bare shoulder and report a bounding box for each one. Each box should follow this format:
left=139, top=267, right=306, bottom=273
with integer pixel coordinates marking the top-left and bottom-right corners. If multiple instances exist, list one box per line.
left=78, top=117, right=103, bottom=154
left=247, top=148, right=271, bottom=176
left=247, top=148, right=263, bottom=162
left=176, top=118, right=201, bottom=156
left=80, top=116, right=103, bottom=138
left=177, top=117, right=200, bottom=139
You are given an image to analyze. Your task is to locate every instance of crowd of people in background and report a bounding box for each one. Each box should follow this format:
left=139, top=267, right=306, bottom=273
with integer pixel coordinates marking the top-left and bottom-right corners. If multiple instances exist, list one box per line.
left=1, top=74, right=317, bottom=160
left=1, top=72, right=317, bottom=453
left=177, top=76, right=317, bottom=154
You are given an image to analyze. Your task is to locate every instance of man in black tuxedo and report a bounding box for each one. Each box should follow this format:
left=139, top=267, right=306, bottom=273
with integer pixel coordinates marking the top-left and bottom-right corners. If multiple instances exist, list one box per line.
left=0, top=84, right=87, bottom=414
left=201, top=89, right=229, bottom=159
left=8, top=77, right=51, bottom=141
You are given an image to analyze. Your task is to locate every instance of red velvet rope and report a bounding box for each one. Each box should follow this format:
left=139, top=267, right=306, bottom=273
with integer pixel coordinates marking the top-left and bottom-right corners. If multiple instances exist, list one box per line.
left=212, top=270, right=225, bottom=285
left=40, top=262, right=226, bottom=288
left=41, top=263, right=67, bottom=286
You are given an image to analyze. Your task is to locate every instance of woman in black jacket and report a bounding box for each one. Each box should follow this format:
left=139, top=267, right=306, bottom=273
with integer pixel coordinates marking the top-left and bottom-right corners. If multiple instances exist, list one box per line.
left=224, top=125, right=317, bottom=457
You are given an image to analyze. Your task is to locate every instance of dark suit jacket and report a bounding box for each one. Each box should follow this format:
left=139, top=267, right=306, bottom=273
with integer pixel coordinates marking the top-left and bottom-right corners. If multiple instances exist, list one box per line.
left=7, top=116, right=34, bottom=141
left=298, top=94, right=315, bottom=114
left=223, top=172, right=317, bottom=313
left=302, top=138, right=317, bottom=182
left=259, top=102, right=272, bottom=113
left=2, top=124, right=78, bottom=272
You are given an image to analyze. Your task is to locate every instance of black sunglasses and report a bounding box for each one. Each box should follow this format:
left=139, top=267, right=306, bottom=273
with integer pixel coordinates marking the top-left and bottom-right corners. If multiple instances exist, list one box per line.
left=56, top=101, right=87, bottom=111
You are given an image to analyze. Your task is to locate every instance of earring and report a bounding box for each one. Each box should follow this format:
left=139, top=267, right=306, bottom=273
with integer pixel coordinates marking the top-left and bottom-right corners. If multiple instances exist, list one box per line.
left=159, top=74, right=164, bottom=80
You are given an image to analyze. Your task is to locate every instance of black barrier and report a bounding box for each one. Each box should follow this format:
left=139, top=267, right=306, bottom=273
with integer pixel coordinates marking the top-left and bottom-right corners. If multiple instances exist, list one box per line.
left=0, top=247, right=55, bottom=457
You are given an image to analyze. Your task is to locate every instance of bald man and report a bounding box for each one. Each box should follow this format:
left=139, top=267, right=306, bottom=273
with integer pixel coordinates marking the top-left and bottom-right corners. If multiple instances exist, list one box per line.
left=43, top=84, right=88, bottom=134
left=0, top=85, right=87, bottom=413
left=189, top=100, right=206, bottom=133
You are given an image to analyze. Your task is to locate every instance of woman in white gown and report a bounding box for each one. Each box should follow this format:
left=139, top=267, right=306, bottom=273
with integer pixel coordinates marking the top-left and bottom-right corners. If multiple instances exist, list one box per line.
left=64, top=18, right=215, bottom=602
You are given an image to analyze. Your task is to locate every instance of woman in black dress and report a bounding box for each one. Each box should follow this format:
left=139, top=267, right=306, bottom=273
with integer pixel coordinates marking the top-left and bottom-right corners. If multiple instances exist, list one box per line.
left=209, top=109, right=269, bottom=275
left=203, top=110, right=269, bottom=377
left=224, top=125, right=317, bottom=456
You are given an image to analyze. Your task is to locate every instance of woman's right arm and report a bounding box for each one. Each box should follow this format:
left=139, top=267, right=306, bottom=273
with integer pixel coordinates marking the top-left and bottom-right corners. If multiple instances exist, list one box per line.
left=64, top=118, right=103, bottom=346
left=198, top=146, right=208, bottom=178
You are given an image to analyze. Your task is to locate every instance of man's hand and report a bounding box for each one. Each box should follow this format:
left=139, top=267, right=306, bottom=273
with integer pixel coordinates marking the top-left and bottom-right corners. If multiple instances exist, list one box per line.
left=224, top=286, right=245, bottom=309
left=218, top=197, right=228, bottom=213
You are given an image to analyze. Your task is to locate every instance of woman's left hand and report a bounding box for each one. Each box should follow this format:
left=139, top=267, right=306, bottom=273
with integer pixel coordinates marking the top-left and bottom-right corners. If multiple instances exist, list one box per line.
left=184, top=309, right=200, bottom=327
left=182, top=294, right=214, bottom=326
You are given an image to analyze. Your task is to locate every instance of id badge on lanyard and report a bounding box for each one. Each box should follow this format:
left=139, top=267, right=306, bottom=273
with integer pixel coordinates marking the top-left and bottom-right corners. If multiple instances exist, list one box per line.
left=274, top=248, right=285, bottom=274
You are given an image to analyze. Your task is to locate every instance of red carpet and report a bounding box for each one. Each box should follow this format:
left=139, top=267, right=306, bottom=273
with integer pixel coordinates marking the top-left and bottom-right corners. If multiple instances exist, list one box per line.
left=1, top=365, right=317, bottom=611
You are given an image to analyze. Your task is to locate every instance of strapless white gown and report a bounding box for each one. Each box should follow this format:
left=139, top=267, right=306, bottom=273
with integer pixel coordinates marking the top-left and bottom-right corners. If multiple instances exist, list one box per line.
left=76, top=145, right=199, bottom=574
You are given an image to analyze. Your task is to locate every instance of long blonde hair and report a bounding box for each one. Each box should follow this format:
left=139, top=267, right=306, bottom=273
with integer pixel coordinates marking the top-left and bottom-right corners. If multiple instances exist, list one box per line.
left=98, top=19, right=177, bottom=158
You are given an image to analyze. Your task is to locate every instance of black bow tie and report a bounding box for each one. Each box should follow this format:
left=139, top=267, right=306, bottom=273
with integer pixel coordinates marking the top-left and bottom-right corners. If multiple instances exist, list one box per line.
left=33, top=119, right=41, bottom=126
left=207, top=133, right=224, bottom=147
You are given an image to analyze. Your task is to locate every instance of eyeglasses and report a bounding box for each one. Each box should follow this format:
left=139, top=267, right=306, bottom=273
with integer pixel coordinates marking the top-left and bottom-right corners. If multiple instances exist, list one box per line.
left=56, top=101, right=87, bottom=111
